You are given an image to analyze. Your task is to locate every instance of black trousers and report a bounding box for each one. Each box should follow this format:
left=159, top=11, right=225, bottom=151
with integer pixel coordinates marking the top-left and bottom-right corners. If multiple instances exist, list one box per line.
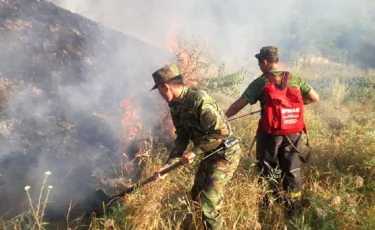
left=256, top=131, right=302, bottom=193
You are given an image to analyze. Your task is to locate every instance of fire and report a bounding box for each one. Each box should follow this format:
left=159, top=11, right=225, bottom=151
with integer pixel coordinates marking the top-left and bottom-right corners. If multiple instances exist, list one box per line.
left=32, top=87, right=42, bottom=95
left=119, top=99, right=143, bottom=142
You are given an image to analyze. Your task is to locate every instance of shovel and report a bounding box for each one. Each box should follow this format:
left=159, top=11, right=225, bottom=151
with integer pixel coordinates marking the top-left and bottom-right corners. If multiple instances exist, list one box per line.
left=81, top=160, right=184, bottom=221
left=81, top=137, right=240, bottom=221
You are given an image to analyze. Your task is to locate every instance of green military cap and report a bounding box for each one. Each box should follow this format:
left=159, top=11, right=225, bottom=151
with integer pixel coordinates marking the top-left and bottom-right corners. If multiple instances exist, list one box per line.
left=255, top=46, right=279, bottom=60
left=150, top=63, right=183, bottom=91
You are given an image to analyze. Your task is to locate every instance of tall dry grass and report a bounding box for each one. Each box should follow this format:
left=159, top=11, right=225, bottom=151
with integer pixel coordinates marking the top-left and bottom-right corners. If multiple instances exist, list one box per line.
left=2, top=50, right=375, bottom=229
left=82, top=65, right=375, bottom=229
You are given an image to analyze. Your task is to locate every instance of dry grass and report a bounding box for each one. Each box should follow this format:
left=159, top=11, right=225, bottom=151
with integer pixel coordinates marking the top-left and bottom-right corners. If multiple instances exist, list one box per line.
left=84, top=65, right=374, bottom=230
left=1, top=64, right=374, bottom=229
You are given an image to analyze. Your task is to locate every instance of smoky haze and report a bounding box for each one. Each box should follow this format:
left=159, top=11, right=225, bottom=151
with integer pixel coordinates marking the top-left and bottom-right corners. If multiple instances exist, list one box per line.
left=0, top=0, right=172, bottom=219
left=1, top=0, right=374, bottom=223
left=59, top=0, right=375, bottom=69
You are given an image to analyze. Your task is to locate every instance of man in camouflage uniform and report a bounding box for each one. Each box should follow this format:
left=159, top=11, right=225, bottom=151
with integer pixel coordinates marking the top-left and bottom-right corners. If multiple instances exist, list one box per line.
left=225, top=46, right=319, bottom=217
left=151, top=64, right=241, bottom=230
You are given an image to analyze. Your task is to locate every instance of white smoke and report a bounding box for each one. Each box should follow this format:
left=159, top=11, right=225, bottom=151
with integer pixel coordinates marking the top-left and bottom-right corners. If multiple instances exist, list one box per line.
left=48, top=0, right=375, bottom=69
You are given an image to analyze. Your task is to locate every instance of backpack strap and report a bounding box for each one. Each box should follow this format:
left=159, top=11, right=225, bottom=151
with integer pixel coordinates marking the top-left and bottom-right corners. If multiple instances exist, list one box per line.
left=303, top=126, right=310, bottom=148
left=280, top=71, right=289, bottom=90
left=263, top=72, right=278, bottom=85
left=301, top=126, right=312, bottom=163
left=284, top=128, right=312, bottom=164
left=263, top=71, right=290, bottom=90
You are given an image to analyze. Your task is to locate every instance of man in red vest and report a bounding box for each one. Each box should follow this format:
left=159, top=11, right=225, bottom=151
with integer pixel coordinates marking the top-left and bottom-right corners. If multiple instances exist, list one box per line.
left=225, top=46, right=319, bottom=217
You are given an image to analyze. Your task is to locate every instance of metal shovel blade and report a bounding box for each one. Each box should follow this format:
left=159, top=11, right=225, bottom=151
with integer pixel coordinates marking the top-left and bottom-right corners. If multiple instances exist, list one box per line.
left=82, top=161, right=184, bottom=220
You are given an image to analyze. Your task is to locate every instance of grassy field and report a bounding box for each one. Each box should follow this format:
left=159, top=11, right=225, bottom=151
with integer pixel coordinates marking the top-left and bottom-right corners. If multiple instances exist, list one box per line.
left=84, top=65, right=375, bottom=230
left=2, top=64, right=375, bottom=230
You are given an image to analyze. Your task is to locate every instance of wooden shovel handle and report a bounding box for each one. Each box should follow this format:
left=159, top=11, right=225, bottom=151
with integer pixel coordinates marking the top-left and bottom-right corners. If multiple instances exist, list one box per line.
left=108, top=161, right=184, bottom=202
left=159, top=160, right=184, bottom=175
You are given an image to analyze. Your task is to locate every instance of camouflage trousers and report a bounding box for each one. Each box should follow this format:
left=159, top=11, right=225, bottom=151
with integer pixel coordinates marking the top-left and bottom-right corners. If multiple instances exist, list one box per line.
left=191, top=143, right=241, bottom=230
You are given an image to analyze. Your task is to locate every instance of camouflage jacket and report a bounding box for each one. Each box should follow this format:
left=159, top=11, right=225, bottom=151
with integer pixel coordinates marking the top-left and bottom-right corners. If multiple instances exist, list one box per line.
left=167, top=86, right=231, bottom=163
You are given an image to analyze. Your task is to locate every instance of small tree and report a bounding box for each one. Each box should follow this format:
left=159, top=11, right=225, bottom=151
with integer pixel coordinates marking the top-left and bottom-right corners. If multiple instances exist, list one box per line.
left=156, top=36, right=247, bottom=145
left=172, top=36, right=246, bottom=97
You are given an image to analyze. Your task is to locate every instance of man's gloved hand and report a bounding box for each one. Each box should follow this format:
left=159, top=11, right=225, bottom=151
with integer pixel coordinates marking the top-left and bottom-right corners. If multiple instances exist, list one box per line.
left=181, top=151, right=196, bottom=165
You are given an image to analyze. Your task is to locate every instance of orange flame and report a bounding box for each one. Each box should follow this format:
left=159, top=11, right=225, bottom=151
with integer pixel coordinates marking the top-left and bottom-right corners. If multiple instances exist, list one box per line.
left=119, top=99, right=143, bottom=142
left=32, top=87, right=42, bottom=95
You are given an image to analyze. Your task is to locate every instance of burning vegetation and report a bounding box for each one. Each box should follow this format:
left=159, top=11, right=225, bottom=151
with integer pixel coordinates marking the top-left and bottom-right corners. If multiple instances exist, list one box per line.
left=1, top=1, right=374, bottom=230
left=119, top=99, right=143, bottom=143
left=0, top=1, right=246, bottom=227
left=0, top=0, right=172, bottom=225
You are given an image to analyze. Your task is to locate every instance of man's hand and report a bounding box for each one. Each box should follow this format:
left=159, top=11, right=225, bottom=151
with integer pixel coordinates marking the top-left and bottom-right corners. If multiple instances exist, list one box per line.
left=153, top=165, right=170, bottom=181
left=181, top=151, right=196, bottom=165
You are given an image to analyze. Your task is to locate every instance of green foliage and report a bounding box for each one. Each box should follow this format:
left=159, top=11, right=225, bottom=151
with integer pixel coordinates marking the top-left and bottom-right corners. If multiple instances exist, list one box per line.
left=347, top=74, right=375, bottom=103
left=198, top=64, right=246, bottom=98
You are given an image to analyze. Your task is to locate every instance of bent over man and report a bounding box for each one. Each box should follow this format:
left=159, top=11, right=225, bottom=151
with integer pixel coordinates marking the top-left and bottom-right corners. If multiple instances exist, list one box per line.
left=225, top=46, right=319, bottom=217
left=151, top=64, right=241, bottom=230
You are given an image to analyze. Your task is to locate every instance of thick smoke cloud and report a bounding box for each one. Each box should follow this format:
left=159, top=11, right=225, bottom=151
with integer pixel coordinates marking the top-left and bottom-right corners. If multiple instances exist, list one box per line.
left=0, top=0, right=172, bottom=219
left=62, top=0, right=375, bottom=68
left=68, top=0, right=296, bottom=69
